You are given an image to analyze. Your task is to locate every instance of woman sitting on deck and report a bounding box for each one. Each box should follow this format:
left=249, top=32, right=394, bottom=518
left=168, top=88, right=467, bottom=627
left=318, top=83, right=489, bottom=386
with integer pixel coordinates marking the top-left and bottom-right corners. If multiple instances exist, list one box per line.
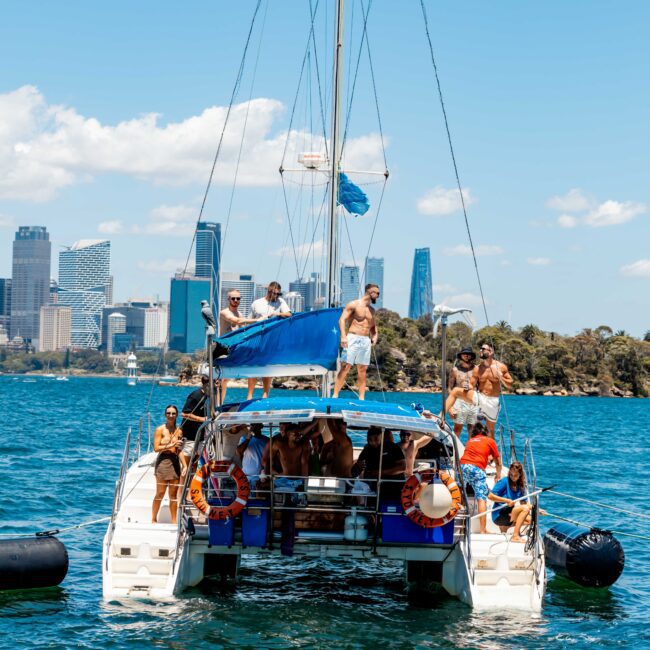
left=488, top=460, right=531, bottom=542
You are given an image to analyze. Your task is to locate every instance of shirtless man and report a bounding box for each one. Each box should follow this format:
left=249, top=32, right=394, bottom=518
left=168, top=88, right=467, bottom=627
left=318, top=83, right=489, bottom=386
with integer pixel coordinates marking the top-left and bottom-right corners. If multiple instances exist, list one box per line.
left=272, top=424, right=310, bottom=478
left=218, top=289, right=256, bottom=404
left=333, top=283, right=380, bottom=400
left=472, top=342, right=513, bottom=438
left=398, top=431, right=431, bottom=476
left=443, top=386, right=480, bottom=439
left=319, top=420, right=354, bottom=478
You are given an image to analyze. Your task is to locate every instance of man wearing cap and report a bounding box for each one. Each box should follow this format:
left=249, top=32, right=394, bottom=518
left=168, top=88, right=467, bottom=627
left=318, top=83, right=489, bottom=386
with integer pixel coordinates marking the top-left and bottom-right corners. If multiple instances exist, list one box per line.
left=247, top=281, right=292, bottom=400
left=447, top=347, right=478, bottom=438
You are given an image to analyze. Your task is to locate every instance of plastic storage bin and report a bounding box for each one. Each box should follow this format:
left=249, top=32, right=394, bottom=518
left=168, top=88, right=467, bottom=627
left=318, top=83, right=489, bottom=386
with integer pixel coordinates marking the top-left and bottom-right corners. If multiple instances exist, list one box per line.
left=380, top=501, right=454, bottom=544
left=241, top=499, right=269, bottom=547
left=207, top=499, right=235, bottom=547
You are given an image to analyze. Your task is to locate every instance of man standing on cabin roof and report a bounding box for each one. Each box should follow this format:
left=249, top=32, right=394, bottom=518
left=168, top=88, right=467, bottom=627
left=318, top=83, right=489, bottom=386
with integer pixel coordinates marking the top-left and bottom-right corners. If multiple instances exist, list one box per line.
left=218, top=289, right=257, bottom=404
left=247, top=281, right=292, bottom=401
left=448, top=347, right=478, bottom=438
left=333, top=283, right=379, bottom=400
left=472, top=342, right=513, bottom=438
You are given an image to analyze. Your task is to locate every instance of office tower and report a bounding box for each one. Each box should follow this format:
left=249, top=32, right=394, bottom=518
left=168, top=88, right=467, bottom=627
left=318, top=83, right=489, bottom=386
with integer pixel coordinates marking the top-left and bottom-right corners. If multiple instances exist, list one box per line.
left=220, top=273, right=255, bottom=320
left=408, top=247, right=433, bottom=320
left=284, top=291, right=304, bottom=313
left=0, top=278, right=11, bottom=333
left=255, top=284, right=268, bottom=300
left=49, top=279, right=59, bottom=304
left=57, top=240, right=111, bottom=348
left=195, top=222, right=221, bottom=316
left=101, top=303, right=149, bottom=350
left=38, top=305, right=71, bottom=352
left=364, top=257, right=384, bottom=308
left=10, top=226, right=51, bottom=345
left=106, top=312, right=127, bottom=355
left=169, top=273, right=211, bottom=353
left=143, top=306, right=168, bottom=348
left=289, top=273, right=326, bottom=311
left=289, top=278, right=310, bottom=310
left=340, top=265, right=360, bottom=306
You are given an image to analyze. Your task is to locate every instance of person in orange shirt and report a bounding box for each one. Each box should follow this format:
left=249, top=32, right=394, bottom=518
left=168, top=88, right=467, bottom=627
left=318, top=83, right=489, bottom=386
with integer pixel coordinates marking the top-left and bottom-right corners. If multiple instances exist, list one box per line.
left=459, top=418, right=502, bottom=534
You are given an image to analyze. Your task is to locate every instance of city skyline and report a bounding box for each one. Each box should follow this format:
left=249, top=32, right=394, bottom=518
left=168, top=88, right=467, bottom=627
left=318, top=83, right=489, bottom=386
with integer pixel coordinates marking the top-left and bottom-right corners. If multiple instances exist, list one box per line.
left=1, top=4, right=648, bottom=335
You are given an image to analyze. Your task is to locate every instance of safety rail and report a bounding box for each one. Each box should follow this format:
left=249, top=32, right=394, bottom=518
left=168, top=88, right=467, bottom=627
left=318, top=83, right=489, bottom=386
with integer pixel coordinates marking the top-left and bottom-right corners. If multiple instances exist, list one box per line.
left=105, top=426, right=131, bottom=569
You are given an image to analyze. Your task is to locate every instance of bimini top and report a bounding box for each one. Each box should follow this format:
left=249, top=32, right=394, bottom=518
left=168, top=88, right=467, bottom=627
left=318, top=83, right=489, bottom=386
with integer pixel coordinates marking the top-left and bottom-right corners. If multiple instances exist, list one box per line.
left=215, top=309, right=341, bottom=379
left=217, top=396, right=450, bottom=440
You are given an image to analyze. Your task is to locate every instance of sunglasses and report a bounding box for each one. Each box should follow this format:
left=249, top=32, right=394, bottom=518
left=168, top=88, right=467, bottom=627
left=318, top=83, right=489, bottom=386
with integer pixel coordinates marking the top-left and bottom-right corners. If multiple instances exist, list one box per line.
left=165, top=411, right=177, bottom=416
left=271, top=291, right=282, bottom=296
left=480, top=347, right=491, bottom=351
left=230, top=297, right=241, bottom=301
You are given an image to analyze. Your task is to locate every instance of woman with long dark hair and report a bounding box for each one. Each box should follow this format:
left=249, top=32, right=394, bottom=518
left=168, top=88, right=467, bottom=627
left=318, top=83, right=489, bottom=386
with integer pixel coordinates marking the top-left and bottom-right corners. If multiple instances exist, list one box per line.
left=488, top=460, right=531, bottom=542
left=152, top=404, right=184, bottom=524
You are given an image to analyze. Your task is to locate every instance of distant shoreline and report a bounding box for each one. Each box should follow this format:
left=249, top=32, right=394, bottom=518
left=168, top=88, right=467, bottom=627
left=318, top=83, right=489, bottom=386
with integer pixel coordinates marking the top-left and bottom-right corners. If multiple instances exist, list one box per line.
left=4, top=371, right=647, bottom=397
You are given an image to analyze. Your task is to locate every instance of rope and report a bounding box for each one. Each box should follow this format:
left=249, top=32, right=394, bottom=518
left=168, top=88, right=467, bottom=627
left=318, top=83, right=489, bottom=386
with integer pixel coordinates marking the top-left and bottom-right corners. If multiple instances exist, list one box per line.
left=544, top=511, right=650, bottom=542
left=419, top=0, right=489, bottom=327
left=371, top=346, right=386, bottom=401
left=547, top=490, right=650, bottom=521
left=0, top=516, right=111, bottom=538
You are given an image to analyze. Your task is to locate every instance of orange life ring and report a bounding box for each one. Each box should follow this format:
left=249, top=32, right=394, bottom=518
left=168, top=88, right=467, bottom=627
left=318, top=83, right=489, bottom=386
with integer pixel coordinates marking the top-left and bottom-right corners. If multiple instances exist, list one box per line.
left=401, top=469, right=462, bottom=528
left=189, top=460, right=250, bottom=521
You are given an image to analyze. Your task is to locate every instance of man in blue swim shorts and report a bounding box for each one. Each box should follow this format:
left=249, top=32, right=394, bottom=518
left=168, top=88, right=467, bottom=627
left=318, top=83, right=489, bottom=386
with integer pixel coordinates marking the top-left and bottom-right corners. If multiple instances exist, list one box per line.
left=333, top=284, right=380, bottom=400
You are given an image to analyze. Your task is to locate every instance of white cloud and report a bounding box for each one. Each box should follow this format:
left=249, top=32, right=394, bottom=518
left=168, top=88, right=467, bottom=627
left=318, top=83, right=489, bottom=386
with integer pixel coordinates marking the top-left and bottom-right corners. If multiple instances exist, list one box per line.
left=273, top=240, right=324, bottom=258
left=0, top=85, right=385, bottom=202
left=500, top=260, right=512, bottom=267
left=557, top=214, right=578, bottom=228
left=417, top=186, right=474, bottom=216
left=446, top=293, right=487, bottom=307
left=137, top=258, right=192, bottom=274
left=0, top=213, right=15, bottom=228
left=527, top=257, right=551, bottom=266
left=546, top=188, right=592, bottom=212
left=98, top=220, right=124, bottom=234
left=129, top=203, right=198, bottom=237
left=583, top=200, right=646, bottom=227
left=620, top=259, right=650, bottom=277
left=432, top=283, right=458, bottom=294
left=443, top=244, right=504, bottom=257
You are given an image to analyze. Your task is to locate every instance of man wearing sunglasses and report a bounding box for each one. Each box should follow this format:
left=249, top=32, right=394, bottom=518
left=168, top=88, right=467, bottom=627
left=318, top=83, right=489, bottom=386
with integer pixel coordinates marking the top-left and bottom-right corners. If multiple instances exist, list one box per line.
left=248, top=281, right=292, bottom=400
left=218, top=289, right=257, bottom=403
left=473, top=342, right=513, bottom=438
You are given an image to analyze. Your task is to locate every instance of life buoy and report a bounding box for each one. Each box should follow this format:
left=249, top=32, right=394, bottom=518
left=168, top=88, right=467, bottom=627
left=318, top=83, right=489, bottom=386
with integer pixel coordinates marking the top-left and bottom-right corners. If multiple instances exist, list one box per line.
left=401, top=469, right=462, bottom=528
left=189, top=460, right=250, bottom=521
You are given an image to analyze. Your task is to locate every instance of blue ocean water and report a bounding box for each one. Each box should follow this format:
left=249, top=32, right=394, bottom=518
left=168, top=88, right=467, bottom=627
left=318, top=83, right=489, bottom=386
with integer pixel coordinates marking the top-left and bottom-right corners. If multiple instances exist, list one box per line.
left=1, top=376, right=649, bottom=649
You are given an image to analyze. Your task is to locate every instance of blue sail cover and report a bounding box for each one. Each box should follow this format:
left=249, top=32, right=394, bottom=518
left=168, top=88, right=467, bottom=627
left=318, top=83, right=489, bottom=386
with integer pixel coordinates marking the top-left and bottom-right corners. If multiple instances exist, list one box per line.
left=215, top=308, right=342, bottom=379
left=338, top=172, right=370, bottom=216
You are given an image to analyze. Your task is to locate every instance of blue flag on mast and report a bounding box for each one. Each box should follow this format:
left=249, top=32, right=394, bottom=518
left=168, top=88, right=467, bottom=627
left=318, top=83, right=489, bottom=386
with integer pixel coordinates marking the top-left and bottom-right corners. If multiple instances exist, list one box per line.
left=338, top=172, right=370, bottom=216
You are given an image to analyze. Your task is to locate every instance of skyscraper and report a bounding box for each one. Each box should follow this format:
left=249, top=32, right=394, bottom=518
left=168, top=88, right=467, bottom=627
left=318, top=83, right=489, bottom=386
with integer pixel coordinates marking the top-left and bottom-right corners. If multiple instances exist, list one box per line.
left=408, top=247, right=433, bottom=320
left=10, top=226, right=51, bottom=344
left=289, top=273, right=326, bottom=311
left=57, top=239, right=111, bottom=348
left=340, top=265, right=360, bottom=305
left=106, top=312, right=127, bottom=356
left=195, top=222, right=221, bottom=316
left=169, top=273, right=211, bottom=353
left=364, top=257, right=384, bottom=308
left=0, top=278, right=11, bottom=333
left=38, top=305, right=71, bottom=352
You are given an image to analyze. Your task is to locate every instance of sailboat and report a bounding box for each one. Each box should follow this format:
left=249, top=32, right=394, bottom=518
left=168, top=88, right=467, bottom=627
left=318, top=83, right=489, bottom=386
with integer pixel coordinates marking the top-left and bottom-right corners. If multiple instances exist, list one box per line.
left=103, top=2, right=546, bottom=610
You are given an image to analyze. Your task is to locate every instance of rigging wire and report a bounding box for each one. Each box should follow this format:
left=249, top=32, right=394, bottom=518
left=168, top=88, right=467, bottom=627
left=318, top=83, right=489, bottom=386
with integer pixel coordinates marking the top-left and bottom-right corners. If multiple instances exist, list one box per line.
left=543, top=511, right=650, bottom=542
left=547, top=490, right=650, bottom=521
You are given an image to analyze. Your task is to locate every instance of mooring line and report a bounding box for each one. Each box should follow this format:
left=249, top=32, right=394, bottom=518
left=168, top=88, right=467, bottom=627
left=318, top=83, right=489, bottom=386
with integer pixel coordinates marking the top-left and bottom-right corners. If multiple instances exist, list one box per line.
left=0, top=516, right=111, bottom=538
left=544, top=510, right=650, bottom=542
left=547, top=490, right=650, bottom=521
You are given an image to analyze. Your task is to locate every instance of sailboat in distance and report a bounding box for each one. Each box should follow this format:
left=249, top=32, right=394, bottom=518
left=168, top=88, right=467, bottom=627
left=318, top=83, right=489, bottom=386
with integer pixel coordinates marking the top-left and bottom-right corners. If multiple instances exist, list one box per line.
left=103, top=2, right=546, bottom=611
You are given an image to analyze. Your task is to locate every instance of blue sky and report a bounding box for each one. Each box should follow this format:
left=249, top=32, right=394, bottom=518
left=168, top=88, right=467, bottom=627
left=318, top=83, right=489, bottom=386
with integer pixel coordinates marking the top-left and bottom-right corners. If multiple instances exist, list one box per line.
left=1, top=1, right=648, bottom=335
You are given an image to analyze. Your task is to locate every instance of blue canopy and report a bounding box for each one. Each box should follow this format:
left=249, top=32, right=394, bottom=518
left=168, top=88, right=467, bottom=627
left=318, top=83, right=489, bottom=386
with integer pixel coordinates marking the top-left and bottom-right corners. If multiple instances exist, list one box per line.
left=338, top=172, right=370, bottom=216
left=215, top=308, right=342, bottom=379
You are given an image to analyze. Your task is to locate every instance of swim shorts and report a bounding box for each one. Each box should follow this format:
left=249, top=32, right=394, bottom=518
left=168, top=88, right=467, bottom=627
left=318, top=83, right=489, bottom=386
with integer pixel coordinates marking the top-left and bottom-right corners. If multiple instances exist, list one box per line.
left=477, top=393, right=500, bottom=422
left=341, top=334, right=371, bottom=366
left=454, top=393, right=480, bottom=425
left=460, top=463, right=489, bottom=501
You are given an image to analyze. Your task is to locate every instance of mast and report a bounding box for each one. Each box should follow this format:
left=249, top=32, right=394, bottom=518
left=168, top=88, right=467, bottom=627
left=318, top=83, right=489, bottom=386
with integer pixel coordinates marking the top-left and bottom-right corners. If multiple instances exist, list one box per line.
left=322, top=0, right=345, bottom=398
left=326, top=0, right=345, bottom=309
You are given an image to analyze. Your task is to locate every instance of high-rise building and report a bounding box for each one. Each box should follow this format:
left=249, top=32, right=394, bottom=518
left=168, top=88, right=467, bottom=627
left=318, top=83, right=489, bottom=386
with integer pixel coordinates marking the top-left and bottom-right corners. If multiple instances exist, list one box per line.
left=284, top=291, right=304, bottom=313
left=57, top=240, right=111, bottom=348
left=220, top=273, right=256, bottom=320
left=143, top=306, right=168, bottom=348
left=0, top=278, right=11, bottom=333
left=10, top=226, right=51, bottom=345
left=169, top=273, right=211, bottom=353
left=340, top=265, right=360, bottom=305
left=289, top=273, right=326, bottom=311
left=195, top=222, right=221, bottom=316
left=38, top=305, right=71, bottom=352
left=408, top=247, right=433, bottom=320
left=106, top=312, right=127, bottom=356
left=255, top=284, right=268, bottom=300
left=364, top=257, right=384, bottom=308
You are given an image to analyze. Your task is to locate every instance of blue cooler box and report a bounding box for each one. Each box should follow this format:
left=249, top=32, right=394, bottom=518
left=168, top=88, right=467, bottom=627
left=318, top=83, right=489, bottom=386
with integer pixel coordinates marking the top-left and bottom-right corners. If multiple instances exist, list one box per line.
left=380, top=501, right=455, bottom=544
left=241, top=499, right=269, bottom=547
left=207, top=499, right=235, bottom=547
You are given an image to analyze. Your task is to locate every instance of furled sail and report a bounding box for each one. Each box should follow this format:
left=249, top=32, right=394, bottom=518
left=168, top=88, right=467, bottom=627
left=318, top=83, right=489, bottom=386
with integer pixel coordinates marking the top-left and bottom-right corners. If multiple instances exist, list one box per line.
left=338, top=172, right=370, bottom=216
left=214, top=308, right=342, bottom=379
